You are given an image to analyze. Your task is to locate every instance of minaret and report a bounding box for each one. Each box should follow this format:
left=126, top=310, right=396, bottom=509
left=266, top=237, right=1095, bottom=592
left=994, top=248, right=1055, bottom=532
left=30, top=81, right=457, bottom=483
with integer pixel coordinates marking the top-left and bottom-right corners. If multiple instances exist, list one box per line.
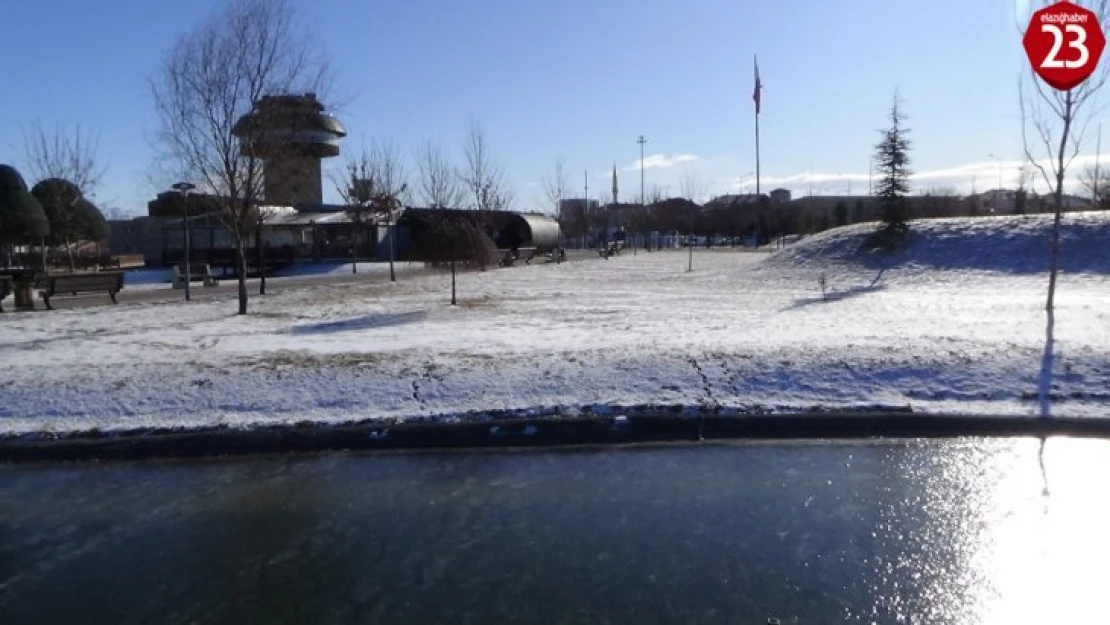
left=611, top=163, right=619, bottom=205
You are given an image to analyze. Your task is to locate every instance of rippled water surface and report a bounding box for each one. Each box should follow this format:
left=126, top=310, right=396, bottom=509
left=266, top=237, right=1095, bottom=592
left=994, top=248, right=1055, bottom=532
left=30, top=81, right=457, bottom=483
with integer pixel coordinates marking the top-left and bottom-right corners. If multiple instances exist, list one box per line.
left=2, top=438, right=1109, bottom=624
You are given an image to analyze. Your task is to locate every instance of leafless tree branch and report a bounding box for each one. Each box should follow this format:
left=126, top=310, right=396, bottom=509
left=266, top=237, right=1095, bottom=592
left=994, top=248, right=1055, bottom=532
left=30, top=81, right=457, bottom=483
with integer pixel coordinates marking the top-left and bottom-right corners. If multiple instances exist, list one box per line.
left=414, top=140, right=464, bottom=208
left=459, top=121, right=513, bottom=211
left=150, top=0, right=330, bottom=314
left=22, top=121, right=106, bottom=197
left=679, top=165, right=708, bottom=203
left=541, top=157, right=568, bottom=217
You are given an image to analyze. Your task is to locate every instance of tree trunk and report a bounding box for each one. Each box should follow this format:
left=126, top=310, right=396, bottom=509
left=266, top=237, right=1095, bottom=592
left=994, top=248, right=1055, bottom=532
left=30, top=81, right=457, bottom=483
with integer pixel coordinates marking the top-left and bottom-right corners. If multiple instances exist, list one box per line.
left=65, top=235, right=76, bottom=273
left=236, top=239, right=249, bottom=315
left=1039, top=89, right=1074, bottom=418
left=351, top=222, right=358, bottom=274
left=388, top=217, right=396, bottom=282
left=256, top=222, right=266, bottom=295
left=450, top=259, right=457, bottom=305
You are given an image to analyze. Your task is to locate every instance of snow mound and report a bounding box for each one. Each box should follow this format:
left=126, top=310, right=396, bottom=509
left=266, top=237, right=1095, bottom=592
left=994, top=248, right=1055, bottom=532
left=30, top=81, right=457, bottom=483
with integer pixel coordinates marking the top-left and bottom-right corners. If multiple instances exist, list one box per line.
left=759, top=211, right=1110, bottom=276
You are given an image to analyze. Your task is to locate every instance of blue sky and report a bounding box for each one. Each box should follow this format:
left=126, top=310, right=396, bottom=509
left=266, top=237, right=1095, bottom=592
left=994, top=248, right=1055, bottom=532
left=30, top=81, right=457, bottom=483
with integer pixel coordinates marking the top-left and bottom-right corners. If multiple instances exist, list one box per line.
left=0, top=0, right=1092, bottom=215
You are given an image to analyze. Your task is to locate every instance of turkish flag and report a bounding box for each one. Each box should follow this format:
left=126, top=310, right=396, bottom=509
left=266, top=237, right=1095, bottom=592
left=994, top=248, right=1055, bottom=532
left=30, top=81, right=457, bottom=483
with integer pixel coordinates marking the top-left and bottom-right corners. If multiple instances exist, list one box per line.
left=753, top=56, right=762, bottom=115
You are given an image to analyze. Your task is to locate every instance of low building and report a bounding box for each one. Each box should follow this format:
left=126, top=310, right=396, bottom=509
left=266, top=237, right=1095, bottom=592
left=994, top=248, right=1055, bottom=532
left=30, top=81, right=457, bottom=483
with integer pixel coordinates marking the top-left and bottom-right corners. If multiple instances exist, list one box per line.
left=113, top=196, right=561, bottom=270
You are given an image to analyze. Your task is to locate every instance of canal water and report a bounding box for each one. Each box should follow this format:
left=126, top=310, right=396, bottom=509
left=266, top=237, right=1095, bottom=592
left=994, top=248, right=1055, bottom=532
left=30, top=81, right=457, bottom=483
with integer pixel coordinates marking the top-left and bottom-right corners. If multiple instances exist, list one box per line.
left=2, top=438, right=1109, bottom=624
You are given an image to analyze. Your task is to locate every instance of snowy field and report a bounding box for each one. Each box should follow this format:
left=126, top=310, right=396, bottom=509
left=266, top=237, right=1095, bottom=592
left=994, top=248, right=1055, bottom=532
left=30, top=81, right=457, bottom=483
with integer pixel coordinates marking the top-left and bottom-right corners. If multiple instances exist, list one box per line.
left=2, top=212, right=1110, bottom=434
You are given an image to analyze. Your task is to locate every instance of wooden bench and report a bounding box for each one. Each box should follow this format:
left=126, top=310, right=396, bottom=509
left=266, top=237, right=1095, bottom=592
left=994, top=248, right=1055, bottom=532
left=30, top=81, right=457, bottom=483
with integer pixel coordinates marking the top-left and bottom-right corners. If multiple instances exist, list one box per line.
left=541, top=248, right=566, bottom=264
left=39, top=271, right=126, bottom=310
left=498, top=247, right=537, bottom=268
left=172, top=263, right=219, bottom=288
left=0, top=275, right=12, bottom=313
left=598, top=240, right=625, bottom=259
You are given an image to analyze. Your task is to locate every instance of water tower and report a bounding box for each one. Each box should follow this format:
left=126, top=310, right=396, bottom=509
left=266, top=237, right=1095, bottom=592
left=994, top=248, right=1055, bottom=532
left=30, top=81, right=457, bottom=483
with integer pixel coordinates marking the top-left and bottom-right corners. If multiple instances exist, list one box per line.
left=232, top=93, right=346, bottom=207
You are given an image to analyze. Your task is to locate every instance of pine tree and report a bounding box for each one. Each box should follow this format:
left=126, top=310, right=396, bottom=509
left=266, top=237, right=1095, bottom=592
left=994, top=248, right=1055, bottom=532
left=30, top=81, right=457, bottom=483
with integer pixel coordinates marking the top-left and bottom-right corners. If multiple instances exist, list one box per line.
left=874, top=93, right=912, bottom=237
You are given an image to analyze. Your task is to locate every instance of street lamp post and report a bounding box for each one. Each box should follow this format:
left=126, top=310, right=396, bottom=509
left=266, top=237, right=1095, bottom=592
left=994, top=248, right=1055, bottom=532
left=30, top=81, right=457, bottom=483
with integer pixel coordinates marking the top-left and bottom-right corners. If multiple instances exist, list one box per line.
left=868, top=156, right=874, bottom=197
left=637, top=135, right=647, bottom=249
left=172, top=182, right=196, bottom=302
left=388, top=184, right=406, bottom=283
left=739, top=171, right=754, bottom=194
left=987, top=153, right=1003, bottom=191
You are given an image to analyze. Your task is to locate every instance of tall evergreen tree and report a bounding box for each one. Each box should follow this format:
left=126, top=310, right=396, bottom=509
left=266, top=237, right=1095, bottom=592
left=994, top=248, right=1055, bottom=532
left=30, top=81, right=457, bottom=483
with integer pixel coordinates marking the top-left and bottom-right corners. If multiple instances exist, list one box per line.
left=874, top=93, right=912, bottom=236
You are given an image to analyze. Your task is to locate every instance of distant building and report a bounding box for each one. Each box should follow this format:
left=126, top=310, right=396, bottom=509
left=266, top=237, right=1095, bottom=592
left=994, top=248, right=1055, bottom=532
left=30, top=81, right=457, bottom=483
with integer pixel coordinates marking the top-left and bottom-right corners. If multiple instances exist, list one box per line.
left=703, top=193, right=762, bottom=210
left=769, top=188, right=792, bottom=204
left=558, top=198, right=600, bottom=221
left=965, top=189, right=1092, bottom=215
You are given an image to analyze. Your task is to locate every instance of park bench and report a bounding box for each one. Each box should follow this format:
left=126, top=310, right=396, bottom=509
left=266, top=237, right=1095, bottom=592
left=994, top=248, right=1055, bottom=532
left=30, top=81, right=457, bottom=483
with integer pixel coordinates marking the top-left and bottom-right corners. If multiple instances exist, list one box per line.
left=172, top=263, right=219, bottom=289
left=498, top=247, right=537, bottom=268
left=39, top=270, right=126, bottom=310
left=0, top=275, right=12, bottom=313
left=541, top=248, right=566, bottom=264
left=598, top=240, right=625, bottom=259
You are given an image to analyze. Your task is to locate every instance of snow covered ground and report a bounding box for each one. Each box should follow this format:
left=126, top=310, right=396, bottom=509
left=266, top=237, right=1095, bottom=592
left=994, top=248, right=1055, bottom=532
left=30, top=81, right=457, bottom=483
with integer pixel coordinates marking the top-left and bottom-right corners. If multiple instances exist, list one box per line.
left=118, top=260, right=413, bottom=290
left=2, top=212, right=1110, bottom=434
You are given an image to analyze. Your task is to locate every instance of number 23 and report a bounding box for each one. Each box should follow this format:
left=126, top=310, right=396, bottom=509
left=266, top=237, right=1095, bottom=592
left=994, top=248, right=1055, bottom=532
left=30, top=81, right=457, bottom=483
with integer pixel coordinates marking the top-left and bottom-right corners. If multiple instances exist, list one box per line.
left=1042, top=24, right=1091, bottom=69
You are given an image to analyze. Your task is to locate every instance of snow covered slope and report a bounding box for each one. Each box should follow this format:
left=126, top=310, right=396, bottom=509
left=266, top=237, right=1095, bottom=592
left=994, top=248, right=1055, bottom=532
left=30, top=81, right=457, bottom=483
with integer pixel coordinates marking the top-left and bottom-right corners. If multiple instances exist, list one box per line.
left=760, top=211, right=1110, bottom=277
left=2, top=213, right=1109, bottom=434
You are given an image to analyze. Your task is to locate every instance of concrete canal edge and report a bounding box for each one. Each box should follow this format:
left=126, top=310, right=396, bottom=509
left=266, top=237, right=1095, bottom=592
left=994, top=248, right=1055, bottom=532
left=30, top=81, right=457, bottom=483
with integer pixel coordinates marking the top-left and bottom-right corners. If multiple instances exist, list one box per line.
left=3, top=411, right=1110, bottom=463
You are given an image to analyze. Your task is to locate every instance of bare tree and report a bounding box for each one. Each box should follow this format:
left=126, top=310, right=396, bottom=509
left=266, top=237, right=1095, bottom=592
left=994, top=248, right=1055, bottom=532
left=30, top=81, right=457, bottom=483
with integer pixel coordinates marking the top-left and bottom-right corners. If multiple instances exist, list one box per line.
left=1018, top=0, right=1110, bottom=416
left=414, top=140, right=464, bottom=208
left=150, top=0, right=330, bottom=315
left=1078, top=163, right=1110, bottom=205
left=332, top=148, right=375, bottom=274
left=679, top=165, right=708, bottom=203
left=22, top=122, right=107, bottom=270
left=407, top=211, right=495, bottom=305
left=369, top=138, right=409, bottom=204
left=541, top=157, right=568, bottom=217
left=460, top=121, right=514, bottom=211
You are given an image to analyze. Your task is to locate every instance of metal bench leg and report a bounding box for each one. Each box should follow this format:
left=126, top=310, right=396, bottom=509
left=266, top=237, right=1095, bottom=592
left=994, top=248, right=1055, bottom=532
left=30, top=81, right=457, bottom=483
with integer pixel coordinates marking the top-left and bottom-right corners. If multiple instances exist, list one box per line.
left=42, top=294, right=54, bottom=311
left=109, top=290, right=119, bottom=304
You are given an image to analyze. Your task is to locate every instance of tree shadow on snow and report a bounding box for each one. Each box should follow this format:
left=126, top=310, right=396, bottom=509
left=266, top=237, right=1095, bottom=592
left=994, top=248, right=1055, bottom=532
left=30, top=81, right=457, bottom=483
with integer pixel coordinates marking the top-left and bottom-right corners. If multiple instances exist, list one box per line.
left=784, top=283, right=888, bottom=311
left=288, top=311, right=427, bottom=335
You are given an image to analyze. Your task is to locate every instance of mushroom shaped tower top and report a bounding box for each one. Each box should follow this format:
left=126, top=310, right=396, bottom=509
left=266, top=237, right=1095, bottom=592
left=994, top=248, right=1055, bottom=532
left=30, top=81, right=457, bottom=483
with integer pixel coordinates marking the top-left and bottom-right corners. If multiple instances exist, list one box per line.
left=232, top=93, right=345, bottom=206
left=233, top=92, right=345, bottom=158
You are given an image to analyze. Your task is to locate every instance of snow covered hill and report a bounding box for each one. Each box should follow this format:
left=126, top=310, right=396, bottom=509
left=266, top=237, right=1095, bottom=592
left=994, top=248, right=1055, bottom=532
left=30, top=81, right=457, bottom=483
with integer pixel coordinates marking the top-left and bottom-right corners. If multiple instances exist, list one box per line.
left=760, top=210, right=1110, bottom=278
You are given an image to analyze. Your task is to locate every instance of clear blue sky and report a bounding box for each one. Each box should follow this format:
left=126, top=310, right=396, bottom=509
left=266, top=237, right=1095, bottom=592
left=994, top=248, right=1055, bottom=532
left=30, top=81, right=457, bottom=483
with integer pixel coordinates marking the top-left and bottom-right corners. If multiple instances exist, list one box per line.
left=0, top=0, right=1083, bottom=215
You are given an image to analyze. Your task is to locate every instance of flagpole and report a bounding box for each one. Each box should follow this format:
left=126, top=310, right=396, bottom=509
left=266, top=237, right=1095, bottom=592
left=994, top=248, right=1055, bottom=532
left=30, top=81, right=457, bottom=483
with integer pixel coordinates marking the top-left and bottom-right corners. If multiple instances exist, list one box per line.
left=1095, top=122, right=1102, bottom=205
left=754, top=55, right=761, bottom=197
left=755, top=103, right=761, bottom=196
